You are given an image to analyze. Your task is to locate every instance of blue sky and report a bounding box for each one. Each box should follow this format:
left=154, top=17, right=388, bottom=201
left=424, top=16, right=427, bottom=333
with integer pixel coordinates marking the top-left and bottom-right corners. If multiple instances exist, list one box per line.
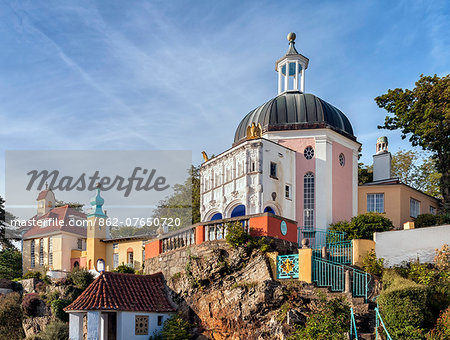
left=0, top=0, right=449, bottom=196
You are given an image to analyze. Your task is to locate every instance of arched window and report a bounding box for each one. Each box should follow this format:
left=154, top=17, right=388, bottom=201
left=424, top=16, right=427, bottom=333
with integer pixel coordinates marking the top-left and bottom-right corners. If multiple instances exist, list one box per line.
left=231, top=205, right=246, bottom=218
left=73, top=261, right=79, bottom=269
left=127, top=248, right=134, bottom=266
left=210, top=213, right=223, bottom=221
left=39, top=238, right=44, bottom=266
left=30, top=240, right=35, bottom=268
left=304, top=172, right=315, bottom=229
left=264, top=206, right=275, bottom=214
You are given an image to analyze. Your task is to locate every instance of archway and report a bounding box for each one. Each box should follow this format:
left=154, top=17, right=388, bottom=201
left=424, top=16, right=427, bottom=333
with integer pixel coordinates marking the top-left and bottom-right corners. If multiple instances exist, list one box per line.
left=210, top=212, right=223, bottom=221
left=264, top=206, right=275, bottom=214
left=231, top=205, right=246, bottom=218
left=73, top=261, right=79, bottom=269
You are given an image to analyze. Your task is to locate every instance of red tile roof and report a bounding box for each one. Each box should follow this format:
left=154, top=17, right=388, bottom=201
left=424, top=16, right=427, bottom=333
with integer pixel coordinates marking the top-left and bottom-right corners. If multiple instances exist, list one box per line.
left=36, top=189, right=52, bottom=200
left=64, top=272, right=176, bottom=313
left=23, top=205, right=87, bottom=239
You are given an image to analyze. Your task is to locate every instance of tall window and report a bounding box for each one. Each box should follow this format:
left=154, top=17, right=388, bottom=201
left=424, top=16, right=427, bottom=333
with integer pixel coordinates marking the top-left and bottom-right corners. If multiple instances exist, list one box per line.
left=285, top=184, right=292, bottom=199
left=31, top=240, right=35, bottom=268
left=48, top=237, right=53, bottom=267
left=304, top=173, right=315, bottom=229
left=39, top=239, right=44, bottom=266
left=367, top=194, right=384, bottom=213
left=410, top=198, right=420, bottom=218
left=127, top=251, right=134, bottom=266
left=113, top=253, right=119, bottom=269
left=77, top=239, right=83, bottom=250
left=270, top=162, right=277, bottom=178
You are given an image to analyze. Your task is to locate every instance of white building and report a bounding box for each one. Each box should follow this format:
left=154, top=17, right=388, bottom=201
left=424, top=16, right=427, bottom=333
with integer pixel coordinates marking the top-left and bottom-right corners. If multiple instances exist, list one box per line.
left=200, top=33, right=361, bottom=230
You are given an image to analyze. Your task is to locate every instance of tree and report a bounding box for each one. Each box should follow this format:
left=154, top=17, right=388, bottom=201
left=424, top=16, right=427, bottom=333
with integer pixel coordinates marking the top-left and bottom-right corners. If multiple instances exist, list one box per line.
left=0, top=248, right=22, bottom=280
left=329, top=213, right=393, bottom=240
left=358, top=163, right=373, bottom=185
left=0, top=196, right=13, bottom=249
left=54, top=200, right=84, bottom=212
left=375, top=74, right=450, bottom=211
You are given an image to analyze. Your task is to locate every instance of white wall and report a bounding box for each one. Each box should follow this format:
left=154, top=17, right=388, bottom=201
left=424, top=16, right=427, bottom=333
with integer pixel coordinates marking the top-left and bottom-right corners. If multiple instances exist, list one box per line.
left=374, top=225, right=450, bottom=267
left=116, top=311, right=172, bottom=340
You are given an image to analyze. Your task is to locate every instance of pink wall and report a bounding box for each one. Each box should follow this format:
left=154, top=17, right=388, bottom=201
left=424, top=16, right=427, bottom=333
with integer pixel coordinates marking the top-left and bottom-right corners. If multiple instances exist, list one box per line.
left=277, top=138, right=315, bottom=226
left=332, top=141, right=353, bottom=223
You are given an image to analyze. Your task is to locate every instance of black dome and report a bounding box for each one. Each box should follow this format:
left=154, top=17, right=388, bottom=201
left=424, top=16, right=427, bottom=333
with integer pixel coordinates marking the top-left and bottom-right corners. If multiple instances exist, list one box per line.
left=234, top=91, right=355, bottom=145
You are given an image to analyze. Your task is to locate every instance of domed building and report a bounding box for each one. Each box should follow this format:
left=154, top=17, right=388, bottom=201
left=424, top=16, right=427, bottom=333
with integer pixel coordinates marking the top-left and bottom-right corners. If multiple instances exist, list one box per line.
left=200, top=34, right=360, bottom=231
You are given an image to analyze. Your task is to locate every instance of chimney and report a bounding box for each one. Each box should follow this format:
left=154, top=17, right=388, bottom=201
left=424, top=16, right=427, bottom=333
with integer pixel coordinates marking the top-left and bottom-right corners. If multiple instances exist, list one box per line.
left=373, top=136, right=392, bottom=181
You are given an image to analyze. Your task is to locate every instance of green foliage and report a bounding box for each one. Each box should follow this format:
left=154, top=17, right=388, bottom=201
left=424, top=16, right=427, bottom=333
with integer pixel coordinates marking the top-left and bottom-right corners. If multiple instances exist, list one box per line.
left=358, top=162, right=373, bottom=184
left=378, top=271, right=431, bottom=339
left=22, top=293, right=42, bottom=317
left=0, top=292, right=24, bottom=340
left=51, top=299, right=71, bottom=322
left=375, top=74, right=450, bottom=211
left=427, top=307, right=450, bottom=340
left=415, top=214, right=442, bottom=228
left=39, top=320, right=69, bottom=340
left=23, top=271, right=43, bottom=280
left=225, top=222, right=251, bottom=248
left=113, top=264, right=135, bottom=274
left=160, top=314, right=192, bottom=340
left=67, top=268, right=94, bottom=289
left=362, top=250, right=384, bottom=276
left=329, top=212, right=393, bottom=240
left=54, top=200, right=84, bottom=211
left=289, top=295, right=350, bottom=340
left=0, top=248, right=22, bottom=280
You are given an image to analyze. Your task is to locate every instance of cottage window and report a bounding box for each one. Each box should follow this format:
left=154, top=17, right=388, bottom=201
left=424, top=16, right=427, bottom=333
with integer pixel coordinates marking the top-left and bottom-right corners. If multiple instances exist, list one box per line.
left=31, top=240, right=35, bottom=268
left=127, top=251, right=134, bottom=265
left=367, top=194, right=384, bottom=213
left=39, top=239, right=44, bottom=266
left=410, top=198, right=420, bottom=218
left=135, top=315, right=149, bottom=335
left=429, top=206, right=436, bottom=215
left=304, top=173, right=315, bottom=228
left=157, top=315, right=164, bottom=326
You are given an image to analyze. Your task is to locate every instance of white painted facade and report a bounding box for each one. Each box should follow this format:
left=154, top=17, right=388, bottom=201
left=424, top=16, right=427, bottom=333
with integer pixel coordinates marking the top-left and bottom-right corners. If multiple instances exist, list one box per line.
left=200, top=138, right=296, bottom=221
left=117, top=311, right=172, bottom=340
left=374, top=225, right=450, bottom=267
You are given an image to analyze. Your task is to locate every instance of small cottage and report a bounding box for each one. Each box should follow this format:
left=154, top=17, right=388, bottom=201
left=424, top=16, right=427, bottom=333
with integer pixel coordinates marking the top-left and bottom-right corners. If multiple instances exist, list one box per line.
left=64, top=271, right=176, bottom=340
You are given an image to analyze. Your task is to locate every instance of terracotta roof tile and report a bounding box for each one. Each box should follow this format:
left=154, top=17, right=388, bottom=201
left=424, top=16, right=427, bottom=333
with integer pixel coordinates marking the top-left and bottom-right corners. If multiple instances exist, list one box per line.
left=37, top=189, right=52, bottom=200
left=64, top=272, right=176, bottom=313
left=23, top=206, right=87, bottom=238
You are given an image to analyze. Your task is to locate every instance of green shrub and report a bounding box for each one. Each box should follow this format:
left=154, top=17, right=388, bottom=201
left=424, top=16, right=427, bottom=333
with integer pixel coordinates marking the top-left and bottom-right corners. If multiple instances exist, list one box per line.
left=362, top=250, right=384, bottom=276
left=160, top=314, right=192, bottom=340
left=0, top=248, right=23, bottom=280
left=378, top=271, right=431, bottom=339
left=427, top=307, right=450, bottom=339
left=51, top=299, right=71, bottom=322
left=225, top=222, right=250, bottom=248
left=329, top=212, right=393, bottom=240
left=22, top=293, right=43, bottom=317
left=289, top=295, right=350, bottom=340
left=415, top=214, right=442, bottom=228
left=0, top=292, right=24, bottom=340
left=67, top=268, right=94, bottom=290
left=23, top=271, right=42, bottom=280
left=39, top=320, right=69, bottom=340
left=113, top=264, right=135, bottom=274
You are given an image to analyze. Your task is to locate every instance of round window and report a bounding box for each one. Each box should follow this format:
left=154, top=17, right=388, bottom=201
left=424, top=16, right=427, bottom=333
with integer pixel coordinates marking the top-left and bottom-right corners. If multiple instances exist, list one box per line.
left=304, top=146, right=314, bottom=160
left=339, top=153, right=345, bottom=167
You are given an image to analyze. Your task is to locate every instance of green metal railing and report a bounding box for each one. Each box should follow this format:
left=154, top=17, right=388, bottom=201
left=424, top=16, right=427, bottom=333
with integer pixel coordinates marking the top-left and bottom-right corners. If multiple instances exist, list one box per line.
left=297, top=226, right=346, bottom=248
left=328, top=240, right=353, bottom=264
left=353, top=270, right=370, bottom=300
left=375, top=306, right=392, bottom=340
left=349, top=307, right=358, bottom=339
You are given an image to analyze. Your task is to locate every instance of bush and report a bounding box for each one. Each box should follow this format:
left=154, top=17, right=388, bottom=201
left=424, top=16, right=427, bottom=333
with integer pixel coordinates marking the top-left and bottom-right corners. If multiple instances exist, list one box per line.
left=378, top=271, right=431, bottom=339
left=39, top=320, right=69, bottom=340
left=22, top=293, right=43, bottom=317
left=113, top=264, right=135, bottom=274
left=23, top=271, right=42, bottom=280
left=160, top=314, right=192, bottom=340
left=329, top=212, right=393, bottom=240
left=415, top=214, right=442, bottom=228
left=289, top=295, right=350, bottom=340
left=67, top=268, right=94, bottom=290
left=51, top=299, right=71, bottom=322
left=362, top=250, right=384, bottom=276
left=225, top=222, right=251, bottom=248
left=427, top=307, right=450, bottom=339
left=0, top=292, right=24, bottom=340
left=0, top=248, right=23, bottom=280
left=434, top=244, right=450, bottom=273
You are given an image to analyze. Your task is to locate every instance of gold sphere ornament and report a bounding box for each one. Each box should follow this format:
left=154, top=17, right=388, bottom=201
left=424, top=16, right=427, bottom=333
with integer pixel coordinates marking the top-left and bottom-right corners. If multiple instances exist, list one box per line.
left=287, top=32, right=296, bottom=42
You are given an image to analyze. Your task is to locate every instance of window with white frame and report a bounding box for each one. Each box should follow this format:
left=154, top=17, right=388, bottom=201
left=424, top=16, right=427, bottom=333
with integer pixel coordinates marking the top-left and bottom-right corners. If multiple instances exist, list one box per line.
left=285, top=184, right=292, bottom=199
left=77, top=239, right=83, bottom=250
left=113, top=253, right=119, bottom=268
left=367, top=194, right=384, bottom=213
left=48, top=237, right=53, bottom=267
left=113, top=243, right=118, bottom=250
left=30, top=240, right=35, bottom=268
left=410, top=198, right=420, bottom=218
left=39, top=239, right=44, bottom=266
left=270, top=162, right=277, bottom=178
left=304, top=173, right=315, bottom=228
left=430, top=206, right=436, bottom=215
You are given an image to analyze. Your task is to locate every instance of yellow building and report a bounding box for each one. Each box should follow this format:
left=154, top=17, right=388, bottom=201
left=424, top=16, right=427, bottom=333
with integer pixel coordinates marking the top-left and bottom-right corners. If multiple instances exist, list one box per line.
left=358, top=137, right=440, bottom=229
left=22, top=187, right=153, bottom=276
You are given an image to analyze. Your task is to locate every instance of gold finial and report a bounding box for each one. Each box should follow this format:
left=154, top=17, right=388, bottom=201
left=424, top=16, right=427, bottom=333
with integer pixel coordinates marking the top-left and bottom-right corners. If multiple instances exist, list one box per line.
left=202, top=151, right=209, bottom=162
left=246, top=122, right=262, bottom=140
left=287, top=32, right=296, bottom=42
